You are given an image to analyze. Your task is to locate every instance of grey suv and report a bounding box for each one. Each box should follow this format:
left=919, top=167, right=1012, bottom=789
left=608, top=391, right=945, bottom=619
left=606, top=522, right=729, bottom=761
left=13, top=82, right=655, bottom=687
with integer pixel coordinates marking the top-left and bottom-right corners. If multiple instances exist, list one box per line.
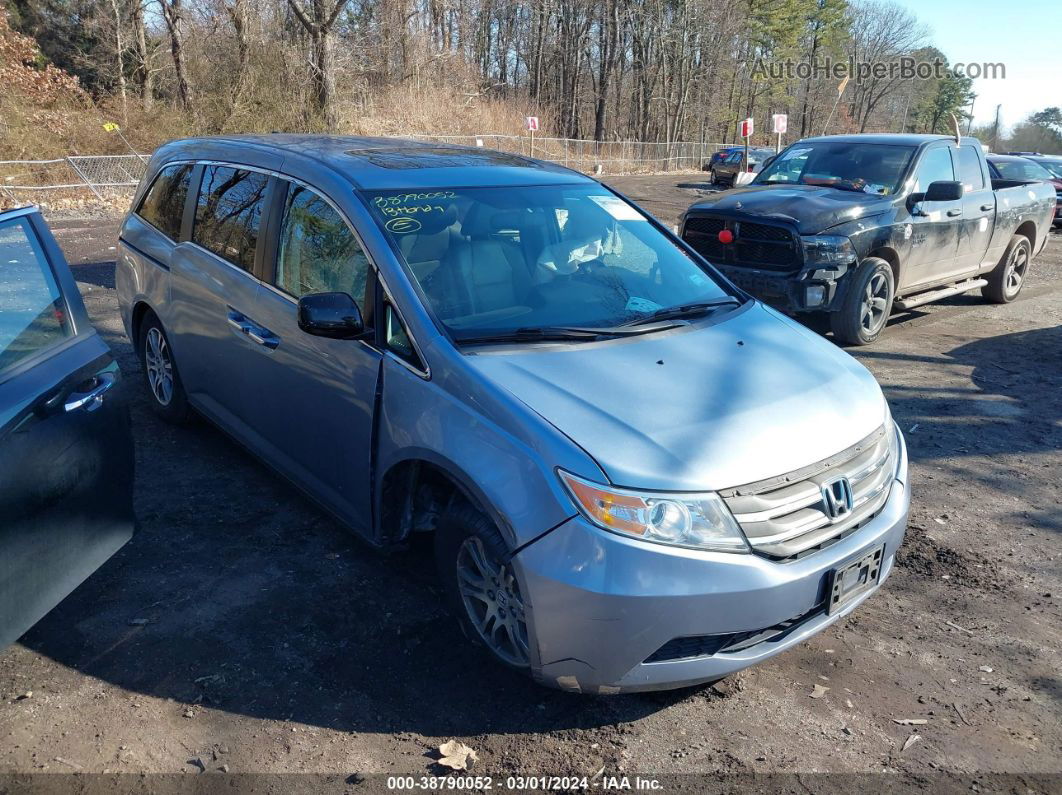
left=117, top=136, right=909, bottom=693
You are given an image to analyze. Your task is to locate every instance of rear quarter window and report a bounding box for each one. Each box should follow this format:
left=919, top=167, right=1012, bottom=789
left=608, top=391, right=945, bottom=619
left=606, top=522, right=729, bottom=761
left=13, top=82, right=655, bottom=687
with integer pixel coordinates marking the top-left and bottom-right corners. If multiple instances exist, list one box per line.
left=136, top=163, right=193, bottom=240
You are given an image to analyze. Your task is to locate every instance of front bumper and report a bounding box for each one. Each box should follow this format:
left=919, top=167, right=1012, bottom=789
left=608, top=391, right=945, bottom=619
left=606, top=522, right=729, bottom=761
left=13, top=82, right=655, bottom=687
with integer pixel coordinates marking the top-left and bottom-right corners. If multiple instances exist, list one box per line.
left=514, top=436, right=909, bottom=694
left=718, top=264, right=844, bottom=314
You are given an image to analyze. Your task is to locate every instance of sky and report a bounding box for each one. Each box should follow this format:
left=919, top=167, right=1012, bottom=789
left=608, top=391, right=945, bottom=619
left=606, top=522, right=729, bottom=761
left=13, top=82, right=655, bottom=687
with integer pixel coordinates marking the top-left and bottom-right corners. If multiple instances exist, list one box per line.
left=890, top=0, right=1060, bottom=130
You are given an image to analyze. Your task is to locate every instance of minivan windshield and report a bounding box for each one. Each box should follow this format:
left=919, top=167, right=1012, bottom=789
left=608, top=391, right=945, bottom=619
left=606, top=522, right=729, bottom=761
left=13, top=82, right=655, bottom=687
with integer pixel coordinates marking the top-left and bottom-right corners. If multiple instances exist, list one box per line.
left=755, top=141, right=916, bottom=195
left=366, top=185, right=736, bottom=341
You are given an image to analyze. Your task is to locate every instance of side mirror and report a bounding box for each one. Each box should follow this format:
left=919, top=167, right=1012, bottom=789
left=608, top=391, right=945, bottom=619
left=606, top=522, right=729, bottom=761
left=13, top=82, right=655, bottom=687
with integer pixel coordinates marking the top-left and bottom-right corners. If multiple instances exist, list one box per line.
left=297, top=292, right=365, bottom=339
left=924, top=180, right=963, bottom=202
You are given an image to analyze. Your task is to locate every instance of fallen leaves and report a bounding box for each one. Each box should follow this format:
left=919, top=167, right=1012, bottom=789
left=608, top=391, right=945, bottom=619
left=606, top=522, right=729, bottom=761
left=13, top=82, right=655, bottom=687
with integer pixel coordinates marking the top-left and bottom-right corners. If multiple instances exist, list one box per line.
left=809, top=683, right=830, bottom=699
left=437, top=740, right=478, bottom=770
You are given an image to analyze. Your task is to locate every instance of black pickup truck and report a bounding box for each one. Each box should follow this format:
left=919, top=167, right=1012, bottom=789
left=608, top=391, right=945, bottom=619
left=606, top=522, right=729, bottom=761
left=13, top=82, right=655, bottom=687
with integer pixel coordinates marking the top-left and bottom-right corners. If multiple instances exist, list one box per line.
left=680, top=134, right=1056, bottom=344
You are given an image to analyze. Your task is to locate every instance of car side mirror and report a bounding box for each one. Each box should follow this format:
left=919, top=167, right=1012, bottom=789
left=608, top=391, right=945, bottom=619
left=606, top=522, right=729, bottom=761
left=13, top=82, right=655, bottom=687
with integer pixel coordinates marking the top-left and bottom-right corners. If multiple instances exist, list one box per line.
left=924, top=180, right=963, bottom=202
left=297, top=292, right=365, bottom=339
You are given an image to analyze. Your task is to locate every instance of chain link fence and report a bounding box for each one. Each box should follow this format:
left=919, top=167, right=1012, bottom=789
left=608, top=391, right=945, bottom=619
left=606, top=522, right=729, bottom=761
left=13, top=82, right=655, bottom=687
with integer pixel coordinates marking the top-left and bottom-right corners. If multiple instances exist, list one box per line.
left=0, top=136, right=726, bottom=208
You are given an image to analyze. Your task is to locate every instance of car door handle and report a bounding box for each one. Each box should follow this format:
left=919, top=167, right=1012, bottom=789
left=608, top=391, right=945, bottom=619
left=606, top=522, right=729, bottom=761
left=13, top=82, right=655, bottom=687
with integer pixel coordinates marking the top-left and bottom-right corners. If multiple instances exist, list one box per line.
left=980, top=204, right=993, bottom=212
left=946, top=209, right=962, bottom=217
left=64, top=372, right=116, bottom=413
left=227, top=308, right=279, bottom=350
left=246, top=328, right=280, bottom=349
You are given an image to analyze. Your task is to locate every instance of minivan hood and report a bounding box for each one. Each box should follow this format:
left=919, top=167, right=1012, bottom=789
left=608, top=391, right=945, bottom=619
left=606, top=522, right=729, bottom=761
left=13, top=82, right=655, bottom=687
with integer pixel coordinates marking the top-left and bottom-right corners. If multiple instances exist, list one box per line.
left=686, top=184, right=892, bottom=234
left=465, top=304, right=886, bottom=492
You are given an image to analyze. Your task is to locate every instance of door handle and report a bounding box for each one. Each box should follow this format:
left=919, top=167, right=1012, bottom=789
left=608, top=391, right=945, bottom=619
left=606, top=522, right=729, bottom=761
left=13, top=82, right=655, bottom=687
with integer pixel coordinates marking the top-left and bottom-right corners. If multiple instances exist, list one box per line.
left=64, top=372, right=116, bottom=413
left=946, top=209, right=962, bottom=217
left=246, top=328, right=280, bottom=350
left=980, top=204, right=993, bottom=212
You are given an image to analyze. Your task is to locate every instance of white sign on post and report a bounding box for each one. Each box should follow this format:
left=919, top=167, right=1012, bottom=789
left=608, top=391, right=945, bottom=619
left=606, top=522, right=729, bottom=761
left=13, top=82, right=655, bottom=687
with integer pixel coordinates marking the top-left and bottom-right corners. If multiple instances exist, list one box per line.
left=526, top=116, right=540, bottom=131
left=739, top=118, right=754, bottom=138
left=772, top=114, right=788, bottom=134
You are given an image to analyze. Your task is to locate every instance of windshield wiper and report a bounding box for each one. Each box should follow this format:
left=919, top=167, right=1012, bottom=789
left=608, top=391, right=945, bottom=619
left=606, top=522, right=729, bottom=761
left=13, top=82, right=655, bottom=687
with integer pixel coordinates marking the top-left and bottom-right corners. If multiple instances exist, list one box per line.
left=623, top=297, right=742, bottom=326
left=455, top=324, right=679, bottom=345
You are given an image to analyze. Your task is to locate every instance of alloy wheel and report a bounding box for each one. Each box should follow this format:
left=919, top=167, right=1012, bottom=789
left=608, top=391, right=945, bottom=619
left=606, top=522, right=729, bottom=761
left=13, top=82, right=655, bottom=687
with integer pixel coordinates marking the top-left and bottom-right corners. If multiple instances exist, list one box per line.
left=144, top=327, right=174, bottom=406
left=455, top=536, right=530, bottom=667
left=1005, top=243, right=1028, bottom=296
left=860, top=272, right=890, bottom=335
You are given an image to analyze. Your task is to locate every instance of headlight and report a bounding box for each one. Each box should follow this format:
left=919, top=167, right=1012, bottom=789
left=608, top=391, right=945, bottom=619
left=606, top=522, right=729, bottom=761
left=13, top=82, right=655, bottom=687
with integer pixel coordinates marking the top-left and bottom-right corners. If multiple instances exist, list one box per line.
left=558, top=470, right=749, bottom=553
left=801, top=235, right=857, bottom=266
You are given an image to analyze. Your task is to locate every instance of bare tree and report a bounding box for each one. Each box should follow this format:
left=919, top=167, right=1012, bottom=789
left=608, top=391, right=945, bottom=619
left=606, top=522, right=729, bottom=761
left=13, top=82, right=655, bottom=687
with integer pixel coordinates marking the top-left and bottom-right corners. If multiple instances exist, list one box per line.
left=157, top=0, right=195, bottom=110
left=286, top=0, right=354, bottom=129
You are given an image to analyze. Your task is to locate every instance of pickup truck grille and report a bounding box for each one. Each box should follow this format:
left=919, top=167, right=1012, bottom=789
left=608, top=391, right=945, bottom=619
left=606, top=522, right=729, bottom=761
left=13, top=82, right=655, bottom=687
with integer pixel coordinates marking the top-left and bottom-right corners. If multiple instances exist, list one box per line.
left=684, top=214, right=800, bottom=272
left=720, top=425, right=895, bottom=560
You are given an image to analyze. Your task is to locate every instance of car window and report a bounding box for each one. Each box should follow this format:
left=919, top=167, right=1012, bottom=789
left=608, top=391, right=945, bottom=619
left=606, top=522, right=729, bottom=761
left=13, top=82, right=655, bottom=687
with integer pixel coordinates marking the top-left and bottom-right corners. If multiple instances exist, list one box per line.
left=726, top=152, right=742, bottom=164
left=136, top=163, right=193, bottom=240
left=193, top=166, right=270, bottom=271
left=384, top=302, right=423, bottom=370
left=912, top=147, right=956, bottom=193
left=956, top=147, right=985, bottom=191
left=756, top=142, right=914, bottom=195
left=274, top=183, right=370, bottom=310
left=990, top=158, right=1054, bottom=182
left=0, top=217, right=73, bottom=374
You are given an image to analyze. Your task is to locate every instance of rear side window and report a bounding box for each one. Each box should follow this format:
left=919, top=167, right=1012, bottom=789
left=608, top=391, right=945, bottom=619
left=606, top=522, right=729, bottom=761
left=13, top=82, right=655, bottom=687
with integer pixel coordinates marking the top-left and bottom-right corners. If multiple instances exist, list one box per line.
left=193, top=166, right=270, bottom=271
left=0, top=218, right=73, bottom=374
left=957, top=147, right=985, bottom=191
left=274, top=183, right=370, bottom=309
left=913, top=147, right=956, bottom=192
left=136, top=163, right=193, bottom=240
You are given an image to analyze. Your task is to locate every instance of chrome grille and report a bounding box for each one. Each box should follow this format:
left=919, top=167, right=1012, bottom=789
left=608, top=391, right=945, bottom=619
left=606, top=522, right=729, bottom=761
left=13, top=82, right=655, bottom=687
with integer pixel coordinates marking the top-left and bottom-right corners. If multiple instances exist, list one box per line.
left=721, top=425, right=895, bottom=559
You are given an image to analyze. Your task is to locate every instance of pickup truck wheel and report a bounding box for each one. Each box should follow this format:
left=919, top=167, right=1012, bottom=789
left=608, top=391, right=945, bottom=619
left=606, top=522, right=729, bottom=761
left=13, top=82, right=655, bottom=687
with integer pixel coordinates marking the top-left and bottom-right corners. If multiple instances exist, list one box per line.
left=830, top=258, right=895, bottom=346
left=982, top=234, right=1031, bottom=303
left=139, top=314, right=190, bottom=423
left=436, top=502, right=531, bottom=673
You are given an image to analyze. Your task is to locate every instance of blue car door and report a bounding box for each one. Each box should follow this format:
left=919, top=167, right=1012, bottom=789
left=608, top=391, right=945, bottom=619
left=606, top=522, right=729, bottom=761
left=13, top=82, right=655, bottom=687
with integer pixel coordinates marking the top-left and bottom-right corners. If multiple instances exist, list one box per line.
left=0, top=208, right=135, bottom=648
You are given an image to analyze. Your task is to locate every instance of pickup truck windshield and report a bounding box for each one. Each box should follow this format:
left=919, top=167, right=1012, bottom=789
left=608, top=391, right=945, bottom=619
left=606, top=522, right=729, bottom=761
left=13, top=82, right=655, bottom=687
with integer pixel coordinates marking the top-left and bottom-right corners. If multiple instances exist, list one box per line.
left=366, top=185, right=734, bottom=341
left=755, top=142, right=916, bottom=196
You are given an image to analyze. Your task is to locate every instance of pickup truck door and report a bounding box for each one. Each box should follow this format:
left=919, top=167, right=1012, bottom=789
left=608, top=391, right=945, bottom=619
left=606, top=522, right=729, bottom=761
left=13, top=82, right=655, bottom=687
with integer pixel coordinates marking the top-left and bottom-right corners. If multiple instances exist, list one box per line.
left=901, top=143, right=962, bottom=291
left=0, top=208, right=135, bottom=648
left=953, top=144, right=995, bottom=276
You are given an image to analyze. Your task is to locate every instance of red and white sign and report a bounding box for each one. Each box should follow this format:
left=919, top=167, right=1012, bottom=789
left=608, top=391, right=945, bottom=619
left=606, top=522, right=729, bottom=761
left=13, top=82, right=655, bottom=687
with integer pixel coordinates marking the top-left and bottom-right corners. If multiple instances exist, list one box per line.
left=740, top=117, right=754, bottom=138
left=772, top=113, right=788, bottom=134
left=526, top=116, right=540, bottom=131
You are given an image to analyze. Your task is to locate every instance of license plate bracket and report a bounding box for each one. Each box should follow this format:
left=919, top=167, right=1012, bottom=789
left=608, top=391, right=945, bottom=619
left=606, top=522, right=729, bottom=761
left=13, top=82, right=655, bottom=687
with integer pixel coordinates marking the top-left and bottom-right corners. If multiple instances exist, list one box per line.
left=827, top=545, right=885, bottom=615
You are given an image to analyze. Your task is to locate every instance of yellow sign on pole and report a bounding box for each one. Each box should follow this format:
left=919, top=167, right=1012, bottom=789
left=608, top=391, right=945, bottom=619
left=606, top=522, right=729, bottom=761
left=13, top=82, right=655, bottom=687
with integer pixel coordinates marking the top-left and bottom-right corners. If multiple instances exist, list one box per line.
left=102, top=122, right=120, bottom=132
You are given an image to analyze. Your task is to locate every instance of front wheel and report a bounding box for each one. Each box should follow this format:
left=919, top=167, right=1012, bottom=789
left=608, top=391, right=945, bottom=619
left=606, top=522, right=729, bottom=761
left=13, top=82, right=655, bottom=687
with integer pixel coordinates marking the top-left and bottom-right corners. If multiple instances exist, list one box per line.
left=830, top=258, right=895, bottom=346
left=435, top=502, right=531, bottom=673
left=982, top=234, right=1031, bottom=304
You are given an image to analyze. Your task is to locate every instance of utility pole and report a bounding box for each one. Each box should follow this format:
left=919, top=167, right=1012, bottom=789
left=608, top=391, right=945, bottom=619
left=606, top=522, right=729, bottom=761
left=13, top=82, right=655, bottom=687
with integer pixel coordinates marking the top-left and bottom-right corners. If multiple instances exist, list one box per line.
left=991, top=104, right=1001, bottom=152
left=966, top=95, right=976, bottom=135
left=899, top=92, right=911, bottom=133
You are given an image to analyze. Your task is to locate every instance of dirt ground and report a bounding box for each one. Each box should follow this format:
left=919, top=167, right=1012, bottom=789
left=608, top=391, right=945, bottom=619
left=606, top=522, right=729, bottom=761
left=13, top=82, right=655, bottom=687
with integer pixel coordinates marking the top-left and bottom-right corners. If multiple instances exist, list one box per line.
left=1, top=175, right=1060, bottom=790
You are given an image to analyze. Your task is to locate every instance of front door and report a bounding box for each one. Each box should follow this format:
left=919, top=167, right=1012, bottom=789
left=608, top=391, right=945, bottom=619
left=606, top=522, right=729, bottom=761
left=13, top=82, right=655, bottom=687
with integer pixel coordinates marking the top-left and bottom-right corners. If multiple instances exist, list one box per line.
left=0, top=209, right=134, bottom=647
left=167, top=164, right=272, bottom=433
left=240, top=180, right=381, bottom=533
left=901, top=143, right=962, bottom=292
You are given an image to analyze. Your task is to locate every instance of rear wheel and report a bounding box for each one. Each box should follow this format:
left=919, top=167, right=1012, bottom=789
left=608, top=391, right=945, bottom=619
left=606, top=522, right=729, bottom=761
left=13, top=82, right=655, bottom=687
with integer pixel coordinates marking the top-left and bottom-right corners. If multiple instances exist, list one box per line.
left=709, top=168, right=720, bottom=186
left=436, top=502, right=531, bottom=672
left=138, top=313, right=189, bottom=423
left=982, top=234, right=1031, bottom=303
left=830, top=258, right=895, bottom=346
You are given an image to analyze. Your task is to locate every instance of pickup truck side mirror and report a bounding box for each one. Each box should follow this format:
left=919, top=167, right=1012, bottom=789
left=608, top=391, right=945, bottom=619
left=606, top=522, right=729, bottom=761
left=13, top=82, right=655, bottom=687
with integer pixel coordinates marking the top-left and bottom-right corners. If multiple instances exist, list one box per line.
left=297, top=292, right=365, bottom=339
left=924, top=180, right=964, bottom=202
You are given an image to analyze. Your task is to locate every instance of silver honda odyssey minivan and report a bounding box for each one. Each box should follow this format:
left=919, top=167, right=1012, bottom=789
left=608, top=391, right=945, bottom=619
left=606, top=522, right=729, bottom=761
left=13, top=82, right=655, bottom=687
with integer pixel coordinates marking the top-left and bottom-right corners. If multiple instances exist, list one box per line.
left=117, top=136, right=909, bottom=693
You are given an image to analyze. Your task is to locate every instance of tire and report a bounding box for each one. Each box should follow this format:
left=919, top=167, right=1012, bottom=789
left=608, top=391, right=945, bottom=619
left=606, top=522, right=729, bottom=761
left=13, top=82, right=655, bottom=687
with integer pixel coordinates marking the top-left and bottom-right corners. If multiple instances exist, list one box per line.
left=435, top=501, right=531, bottom=673
left=138, top=312, right=190, bottom=423
left=981, top=234, right=1031, bottom=304
left=709, top=168, right=719, bottom=186
left=830, top=258, right=895, bottom=346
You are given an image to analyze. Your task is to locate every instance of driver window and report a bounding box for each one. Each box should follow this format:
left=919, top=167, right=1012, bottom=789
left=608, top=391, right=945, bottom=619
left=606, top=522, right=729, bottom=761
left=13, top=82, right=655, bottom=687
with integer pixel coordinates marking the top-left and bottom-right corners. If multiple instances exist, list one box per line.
left=912, top=147, right=956, bottom=193
left=275, top=183, right=370, bottom=309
